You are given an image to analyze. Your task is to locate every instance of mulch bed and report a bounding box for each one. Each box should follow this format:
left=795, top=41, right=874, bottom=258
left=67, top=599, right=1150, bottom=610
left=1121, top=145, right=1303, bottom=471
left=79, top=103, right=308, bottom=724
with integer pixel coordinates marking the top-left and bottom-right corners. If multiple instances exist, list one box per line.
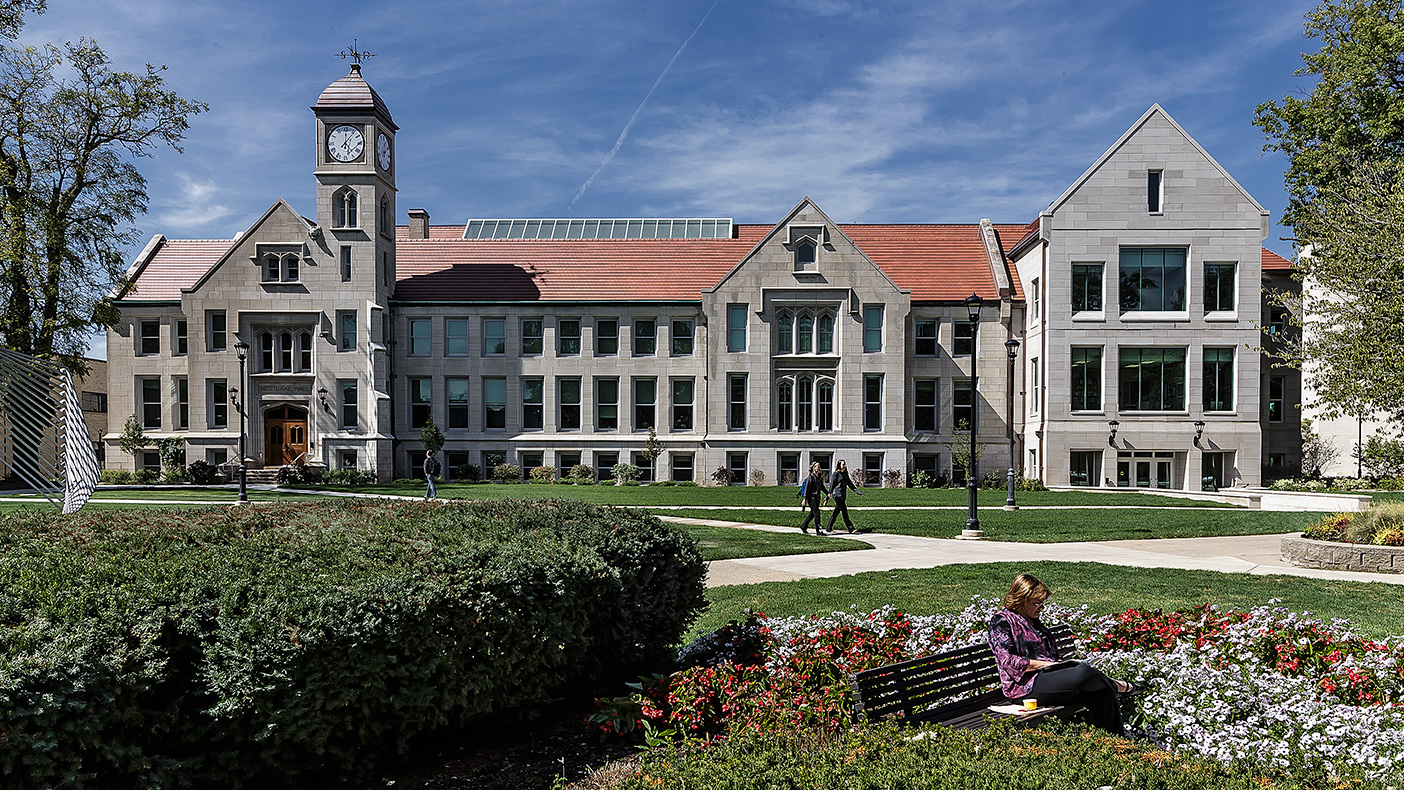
left=366, top=697, right=637, bottom=790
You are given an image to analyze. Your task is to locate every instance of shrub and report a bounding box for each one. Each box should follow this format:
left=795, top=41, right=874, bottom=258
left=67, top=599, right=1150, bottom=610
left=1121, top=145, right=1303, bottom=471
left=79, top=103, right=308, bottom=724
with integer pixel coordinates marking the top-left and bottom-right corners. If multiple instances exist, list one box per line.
left=321, top=468, right=376, bottom=486
left=674, top=480, right=698, bottom=487
left=711, top=465, right=733, bottom=486
left=1358, top=500, right=1404, bottom=541
left=568, top=463, right=594, bottom=481
left=882, top=469, right=903, bottom=488
left=491, top=463, right=521, bottom=483
left=1016, top=476, right=1049, bottom=492
left=455, top=463, right=481, bottom=482
left=1303, top=512, right=1352, bottom=542
left=909, top=470, right=934, bottom=489
left=612, top=463, right=640, bottom=485
left=748, top=468, right=766, bottom=486
left=0, top=500, right=706, bottom=788
left=161, top=467, right=189, bottom=485
left=529, top=465, right=557, bottom=483
left=981, top=470, right=1004, bottom=489
left=187, top=460, right=218, bottom=485
left=275, top=461, right=323, bottom=486
left=99, top=469, right=134, bottom=485
left=133, top=468, right=158, bottom=484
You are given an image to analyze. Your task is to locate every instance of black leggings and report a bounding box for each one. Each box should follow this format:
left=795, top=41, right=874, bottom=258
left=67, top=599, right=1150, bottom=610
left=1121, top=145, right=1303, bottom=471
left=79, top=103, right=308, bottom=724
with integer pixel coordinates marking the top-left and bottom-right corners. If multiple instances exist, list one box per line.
left=827, top=497, right=853, bottom=530
left=800, top=498, right=823, bottom=532
left=1029, top=662, right=1124, bottom=736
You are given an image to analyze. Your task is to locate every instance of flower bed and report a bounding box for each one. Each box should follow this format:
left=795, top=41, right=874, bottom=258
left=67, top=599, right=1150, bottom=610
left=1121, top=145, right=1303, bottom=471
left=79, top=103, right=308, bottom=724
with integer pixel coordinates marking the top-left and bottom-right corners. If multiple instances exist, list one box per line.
left=596, top=599, right=1404, bottom=782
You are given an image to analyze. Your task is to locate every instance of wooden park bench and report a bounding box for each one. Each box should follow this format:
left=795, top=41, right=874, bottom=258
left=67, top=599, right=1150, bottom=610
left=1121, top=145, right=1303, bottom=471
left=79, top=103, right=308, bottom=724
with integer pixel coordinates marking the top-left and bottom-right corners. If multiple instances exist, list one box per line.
left=850, top=624, right=1083, bottom=730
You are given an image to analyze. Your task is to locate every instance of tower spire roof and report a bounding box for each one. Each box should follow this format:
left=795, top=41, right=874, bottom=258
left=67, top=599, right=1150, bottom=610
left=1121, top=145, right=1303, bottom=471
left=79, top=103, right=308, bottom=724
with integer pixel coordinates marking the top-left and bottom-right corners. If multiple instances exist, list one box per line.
left=314, top=63, right=395, bottom=128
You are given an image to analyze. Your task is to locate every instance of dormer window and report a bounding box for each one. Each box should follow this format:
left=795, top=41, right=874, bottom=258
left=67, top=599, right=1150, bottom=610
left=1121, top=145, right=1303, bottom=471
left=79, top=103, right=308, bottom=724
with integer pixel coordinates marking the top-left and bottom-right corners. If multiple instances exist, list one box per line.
left=334, top=188, right=358, bottom=228
left=263, top=254, right=279, bottom=282
left=789, top=225, right=824, bottom=271
left=262, top=252, right=301, bottom=283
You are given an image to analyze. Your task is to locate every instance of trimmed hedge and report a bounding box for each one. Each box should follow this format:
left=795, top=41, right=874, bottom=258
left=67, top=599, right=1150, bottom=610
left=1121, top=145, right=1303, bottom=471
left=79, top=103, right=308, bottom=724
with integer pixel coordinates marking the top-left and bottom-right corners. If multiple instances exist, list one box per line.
left=0, top=499, right=706, bottom=788
left=612, top=723, right=1389, bottom=790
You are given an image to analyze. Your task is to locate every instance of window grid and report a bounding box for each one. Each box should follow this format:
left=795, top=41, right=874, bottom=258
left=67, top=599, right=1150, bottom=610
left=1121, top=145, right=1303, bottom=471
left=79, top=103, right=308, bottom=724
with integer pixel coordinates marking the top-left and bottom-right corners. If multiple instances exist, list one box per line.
left=175, top=378, right=189, bottom=430
left=559, top=378, right=581, bottom=430
left=1205, top=263, right=1236, bottom=312
left=484, top=378, right=507, bottom=430
left=671, top=319, right=694, bottom=356
left=175, top=320, right=188, bottom=356
left=447, top=377, right=469, bottom=429
left=338, top=311, right=357, bottom=352
left=1118, top=348, right=1187, bottom=411
left=953, top=321, right=974, bottom=356
left=672, top=378, right=694, bottom=431
left=863, top=306, right=883, bottom=352
left=728, top=374, right=746, bottom=431
left=208, top=379, right=227, bottom=430
left=208, top=310, right=227, bottom=352
left=1071, top=347, right=1102, bottom=412
left=954, top=379, right=973, bottom=431
left=341, top=380, right=358, bottom=429
left=633, top=377, right=656, bottom=430
left=1120, top=247, right=1187, bottom=312
left=446, top=319, right=469, bottom=356
left=914, top=319, right=937, bottom=356
left=409, top=320, right=430, bottom=356
left=863, top=375, right=882, bottom=431
left=483, top=319, right=506, bottom=356
left=915, top=379, right=938, bottom=432
left=727, top=304, right=746, bottom=352
left=1072, top=264, right=1104, bottom=313
left=596, top=319, right=619, bottom=355
left=559, top=319, right=581, bottom=356
left=633, top=319, right=656, bottom=356
left=596, top=378, right=619, bottom=430
left=139, top=320, right=160, bottom=355
left=522, top=378, right=544, bottom=430
left=409, top=378, right=431, bottom=428
left=1203, top=348, right=1234, bottom=411
left=521, top=319, right=543, bottom=355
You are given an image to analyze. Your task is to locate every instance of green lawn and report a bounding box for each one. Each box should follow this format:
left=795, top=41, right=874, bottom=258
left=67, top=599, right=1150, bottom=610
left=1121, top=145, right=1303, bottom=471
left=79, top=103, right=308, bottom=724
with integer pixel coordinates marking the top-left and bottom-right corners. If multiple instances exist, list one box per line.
left=665, top=506, right=1322, bottom=542
left=696, top=561, right=1404, bottom=640
left=685, top=524, right=870, bottom=561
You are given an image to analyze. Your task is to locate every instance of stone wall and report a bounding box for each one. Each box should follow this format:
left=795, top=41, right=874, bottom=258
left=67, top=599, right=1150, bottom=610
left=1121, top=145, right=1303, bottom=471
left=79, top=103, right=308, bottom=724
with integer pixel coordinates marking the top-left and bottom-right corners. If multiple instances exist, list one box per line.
left=1281, top=533, right=1404, bottom=574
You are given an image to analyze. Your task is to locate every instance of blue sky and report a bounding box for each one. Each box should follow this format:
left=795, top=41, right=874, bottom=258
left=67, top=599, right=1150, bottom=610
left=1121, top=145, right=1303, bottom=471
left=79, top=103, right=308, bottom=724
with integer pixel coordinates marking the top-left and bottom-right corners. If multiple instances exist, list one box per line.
left=20, top=0, right=1318, bottom=355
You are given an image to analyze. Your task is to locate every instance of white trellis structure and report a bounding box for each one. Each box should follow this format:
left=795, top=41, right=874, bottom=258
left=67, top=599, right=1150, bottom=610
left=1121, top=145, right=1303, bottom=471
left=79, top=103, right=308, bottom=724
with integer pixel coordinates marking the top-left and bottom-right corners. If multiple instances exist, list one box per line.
left=0, top=347, right=100, bottom=512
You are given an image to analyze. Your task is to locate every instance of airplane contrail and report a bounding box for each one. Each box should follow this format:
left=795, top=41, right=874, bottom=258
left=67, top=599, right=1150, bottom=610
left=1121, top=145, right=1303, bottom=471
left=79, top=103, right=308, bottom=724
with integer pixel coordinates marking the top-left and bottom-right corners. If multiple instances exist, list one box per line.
left=569, top=0, right=722, bottom=209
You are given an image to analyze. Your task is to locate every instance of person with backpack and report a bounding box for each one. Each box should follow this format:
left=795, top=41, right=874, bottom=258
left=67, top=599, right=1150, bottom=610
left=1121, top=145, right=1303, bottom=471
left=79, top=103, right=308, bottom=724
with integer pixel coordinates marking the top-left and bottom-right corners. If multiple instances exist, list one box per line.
left=796, top=461, right=829, bottom=535
left=423, top=450, right=441, bottom=500
left=825, top=459, right=865, bottom=533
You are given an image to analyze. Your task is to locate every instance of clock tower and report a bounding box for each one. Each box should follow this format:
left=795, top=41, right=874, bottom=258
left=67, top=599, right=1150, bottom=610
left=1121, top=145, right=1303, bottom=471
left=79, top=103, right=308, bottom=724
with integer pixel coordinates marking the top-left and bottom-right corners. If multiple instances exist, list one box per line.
left=312, top=62, right=397, bottom=301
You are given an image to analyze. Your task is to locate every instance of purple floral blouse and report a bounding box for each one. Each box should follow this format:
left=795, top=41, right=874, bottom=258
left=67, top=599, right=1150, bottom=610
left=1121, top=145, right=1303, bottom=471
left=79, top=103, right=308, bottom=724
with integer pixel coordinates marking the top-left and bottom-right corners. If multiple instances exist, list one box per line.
left=987, top=609, right=1061, bottom=699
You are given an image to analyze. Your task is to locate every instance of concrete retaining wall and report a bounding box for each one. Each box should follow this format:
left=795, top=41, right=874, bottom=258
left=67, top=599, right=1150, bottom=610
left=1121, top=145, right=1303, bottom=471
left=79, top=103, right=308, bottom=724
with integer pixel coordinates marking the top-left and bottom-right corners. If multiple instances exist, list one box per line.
left=1281, top=533, right=1404, bottom=574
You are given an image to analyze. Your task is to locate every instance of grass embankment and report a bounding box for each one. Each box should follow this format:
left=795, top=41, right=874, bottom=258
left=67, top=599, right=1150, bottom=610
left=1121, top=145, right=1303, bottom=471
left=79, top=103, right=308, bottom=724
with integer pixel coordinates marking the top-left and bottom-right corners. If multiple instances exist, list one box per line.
left=696, top=561, right=1404, bottom=640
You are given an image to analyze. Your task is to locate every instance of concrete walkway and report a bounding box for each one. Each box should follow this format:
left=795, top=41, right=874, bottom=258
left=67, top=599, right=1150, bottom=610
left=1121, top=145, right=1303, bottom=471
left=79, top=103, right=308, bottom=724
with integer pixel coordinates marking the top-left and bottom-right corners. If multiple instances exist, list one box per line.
left=657, top=516, right=1404, bottom=588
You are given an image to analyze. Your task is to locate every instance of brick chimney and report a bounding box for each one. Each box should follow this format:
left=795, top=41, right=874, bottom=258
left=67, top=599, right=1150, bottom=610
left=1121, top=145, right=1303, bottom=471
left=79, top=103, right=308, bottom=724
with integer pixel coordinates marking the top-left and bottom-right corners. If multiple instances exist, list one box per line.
left=407, top=209, right=430, bottom=239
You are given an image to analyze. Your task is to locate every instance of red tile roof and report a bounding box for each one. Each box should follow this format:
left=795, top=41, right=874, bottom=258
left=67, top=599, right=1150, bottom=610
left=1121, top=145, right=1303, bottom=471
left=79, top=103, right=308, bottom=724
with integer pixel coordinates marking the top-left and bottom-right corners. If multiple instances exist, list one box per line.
left=121, top=239, right=233, bottom=300
left=1262, top=248, right=1293, bottom=274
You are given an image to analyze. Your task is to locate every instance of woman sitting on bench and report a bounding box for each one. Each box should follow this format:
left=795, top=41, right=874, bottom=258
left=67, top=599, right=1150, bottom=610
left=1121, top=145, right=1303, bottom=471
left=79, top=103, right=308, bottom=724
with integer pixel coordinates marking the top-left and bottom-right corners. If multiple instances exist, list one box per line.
left=986, top=573, right=1140, bottom=736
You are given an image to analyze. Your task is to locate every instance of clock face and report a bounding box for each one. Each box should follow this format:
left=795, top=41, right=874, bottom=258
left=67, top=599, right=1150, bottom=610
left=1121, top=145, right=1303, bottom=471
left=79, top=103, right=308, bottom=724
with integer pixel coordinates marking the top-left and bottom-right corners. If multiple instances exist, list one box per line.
left=327, top=124, right=364, bottom=163
left=377, top=133, right=391, bottom=170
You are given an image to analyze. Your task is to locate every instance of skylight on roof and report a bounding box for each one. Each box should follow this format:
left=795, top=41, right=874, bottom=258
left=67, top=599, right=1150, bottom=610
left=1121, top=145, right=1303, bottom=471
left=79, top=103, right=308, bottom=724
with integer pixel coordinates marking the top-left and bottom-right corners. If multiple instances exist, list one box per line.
left=463, top=218, right=733, bottom=240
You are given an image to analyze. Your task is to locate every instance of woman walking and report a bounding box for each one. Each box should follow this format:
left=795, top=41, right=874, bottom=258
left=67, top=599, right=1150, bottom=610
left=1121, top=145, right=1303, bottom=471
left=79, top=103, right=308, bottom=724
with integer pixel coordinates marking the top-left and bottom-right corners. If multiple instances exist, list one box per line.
left=796, top=461, right=829, bottom=535
left=825, top=459, right=865, bottom=533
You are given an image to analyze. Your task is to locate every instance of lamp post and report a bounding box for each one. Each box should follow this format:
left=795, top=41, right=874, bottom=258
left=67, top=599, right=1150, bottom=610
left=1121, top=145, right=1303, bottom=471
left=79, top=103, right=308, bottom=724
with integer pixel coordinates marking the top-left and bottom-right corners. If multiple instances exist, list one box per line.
left=961, top=293, right=985, bottom=538
left=1004, top=337, right=1021, bottom=510
left=232, top=339, right=249, bottom=504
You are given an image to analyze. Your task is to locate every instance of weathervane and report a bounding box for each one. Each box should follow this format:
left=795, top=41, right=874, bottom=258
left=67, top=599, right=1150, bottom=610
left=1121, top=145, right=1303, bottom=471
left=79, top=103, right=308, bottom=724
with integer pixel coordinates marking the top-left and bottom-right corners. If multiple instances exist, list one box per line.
left=336, top=39, right=375, bottom=66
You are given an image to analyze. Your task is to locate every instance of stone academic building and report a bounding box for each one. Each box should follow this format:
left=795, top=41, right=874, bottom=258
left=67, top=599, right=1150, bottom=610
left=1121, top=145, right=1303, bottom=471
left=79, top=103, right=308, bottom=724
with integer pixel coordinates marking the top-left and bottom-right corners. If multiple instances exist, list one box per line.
left=105, top=65, right=1300, bottom=488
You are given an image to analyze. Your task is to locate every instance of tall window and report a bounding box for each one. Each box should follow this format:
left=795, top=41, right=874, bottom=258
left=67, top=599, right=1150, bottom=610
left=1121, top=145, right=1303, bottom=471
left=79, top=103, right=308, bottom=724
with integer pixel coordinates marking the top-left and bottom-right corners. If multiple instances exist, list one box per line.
left=1072, top=264, right=1104, bottom=313
left=914, top=319, right=937, bottom=356
left=446, top=319, right=468, bottom=356
left=1070, top=451, right=1101, bottom=487
left=817, top=314, right=833, bottom=353
left=1205, top=263, right=1236, bottom=312
left=671, top=319, right=694, bottom=356
left=140, top=378, right=161, bottom=428
left=634, top=378, right=656, bottom=430
left=863, top=375, right=882, bottom=431
left=409, top=319, right=430, bottom=356
left=207, top=379, right=227, bottom=429
left=409, top=378, right=431, bottom=428
left=277, top=331, right=293, bottom=372
left=1118, top=348, right=1187, bottom=411
left=863, top=306, right=883, bottom=352
left=340, top=246, right=352, bottom=281
left=1071, top=347, right=1102, bottom=411
left=1268, top=376, right=1285, bottom=423
left=484, top=377, right=506, bottom=429
left=1148, top=169, right=1163, bottom=213
left=1203, top=348, right=1234, bottom=411
left=596, top=319, right=619, bottom=355
left=672, top=378, right=694, bottom=430
left=174, top=378, right=189, bottom=430
left=797, top=377, right=812, bottom=431
left=340, top=380, right=358, bottom=429
left=1120, top=247, right=1187, bottom=312
left=175, top=320, right=188, bottom=356
left=777, top=381, right=793, bottom=430
left=447, top=377, right=469, bottom=429
left=207, top=310, right=227, bottom=352
left=728, top=452, right=747, bottom=486
left=1031, top=358, right=1041, bottom=414
left=521, top=319, right=543, bottom=355
left=727, top=304, right=746, bottom=352
left=817, top=380, right=833, bottom=431
left=297, top=332, right=312, bottom=372
left=483, top=319, right=505, bottom=355
left=777, top=314, right=792, bottom=354
left=334, top=189, right=357, bottom=228
left=1030, top=279, right=1041, bottom=320
left=797, top=314, right=813, bottom=354
left=140, top=320, right=160, bottom=355
left=522, top=378, right=544, bottom=430
left=915, top=379, right=938, bottom=431
left=954, top=320, right=974, bottom=355
left=263, top=254, right=280, bottom=283
left=559, top=378, right=581, bottom=430
left=954, top=379, right=973, bottom=430
left=728, top=374, right=746, bottom=431
left=596, top=378, right=619, bottom=430
left=282, top=254, right=299, bottom=282
left=379, top=196, right=390, bottom=231
left=259, top=332, right=274, bottom=371
left=338, top=311, right=357, bottom=352
left=633, top=319, right=656, bottom=355
left=559, top=319, right=581, bottom=356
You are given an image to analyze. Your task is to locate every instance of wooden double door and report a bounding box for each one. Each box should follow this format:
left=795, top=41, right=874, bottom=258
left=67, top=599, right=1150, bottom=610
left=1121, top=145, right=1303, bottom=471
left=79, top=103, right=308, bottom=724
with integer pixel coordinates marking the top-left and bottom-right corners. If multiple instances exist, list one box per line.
left=265, top=404, right=308, bottom=465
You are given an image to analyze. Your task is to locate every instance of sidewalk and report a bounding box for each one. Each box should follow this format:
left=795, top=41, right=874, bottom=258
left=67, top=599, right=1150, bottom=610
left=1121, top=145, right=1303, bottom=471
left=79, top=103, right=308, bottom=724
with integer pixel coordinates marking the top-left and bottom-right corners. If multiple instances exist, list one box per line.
left=657, top=516, right=1404, bottom=588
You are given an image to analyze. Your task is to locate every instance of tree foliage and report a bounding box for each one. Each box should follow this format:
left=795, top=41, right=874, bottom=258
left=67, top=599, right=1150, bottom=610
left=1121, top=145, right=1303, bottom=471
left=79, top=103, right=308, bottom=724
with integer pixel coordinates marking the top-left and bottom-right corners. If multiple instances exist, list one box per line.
left=418, top=416, right=445, bottom=455
left=0, top=33, right=204, bottom=371
left=116, top=413, right=145, bottom=462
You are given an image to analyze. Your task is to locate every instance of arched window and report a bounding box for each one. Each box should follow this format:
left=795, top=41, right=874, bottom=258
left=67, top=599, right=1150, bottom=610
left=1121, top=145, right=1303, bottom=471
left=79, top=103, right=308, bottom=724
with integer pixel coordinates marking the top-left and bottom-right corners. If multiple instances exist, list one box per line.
left=259, top=332, right=274, bottom=372
left=263, top=254, right=279, bottom=282
left=817, top=314, right=834, bottom=353
left=795, top=240, right=816, bottom=271
left=297, top=332, right=312, bottom=372
left=797, top=377, right=813, bottom=431
left=777, top=380, right=793, bottom=430
left=777, top=313, right=792, bottom=354
left=283, top=254, right=299, bottom=282
left=817, top=380, right=834, bottom=431
left=278, top=331, right=293, bottom=372
left=334, top=189, right=357, bottom=228
left=797, top=314, right=813, bottom=354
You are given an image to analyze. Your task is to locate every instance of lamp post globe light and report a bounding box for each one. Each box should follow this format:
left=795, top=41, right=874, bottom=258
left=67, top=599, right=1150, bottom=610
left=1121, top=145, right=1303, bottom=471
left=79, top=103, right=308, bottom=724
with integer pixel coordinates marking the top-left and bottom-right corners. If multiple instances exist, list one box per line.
left=961, top=293, right=985, bottom=538
left=232, top=339, right=249, bottom=504
left=1004, top=337, right=1021, bottom=510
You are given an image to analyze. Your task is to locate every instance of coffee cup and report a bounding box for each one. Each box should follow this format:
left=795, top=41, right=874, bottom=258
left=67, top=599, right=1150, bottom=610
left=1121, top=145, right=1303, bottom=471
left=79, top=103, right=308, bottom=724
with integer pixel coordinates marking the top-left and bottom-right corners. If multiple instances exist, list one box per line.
left=1023, top=698, right=1038, bottom=711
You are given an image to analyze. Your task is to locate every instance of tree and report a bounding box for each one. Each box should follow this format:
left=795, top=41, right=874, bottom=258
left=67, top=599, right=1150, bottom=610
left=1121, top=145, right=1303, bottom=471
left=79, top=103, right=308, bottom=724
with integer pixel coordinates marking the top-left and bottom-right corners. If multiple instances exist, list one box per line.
left=0, top=1, right=44, bottom=40
left=1300, top=418, right=1343, bottom=476
left=641, top=425, right=661, bottom=476
left=419, top=417, right=445, bottom=456
left=116, top=413, right=145, bottom=465
left=941, top=421, right=986, bottom=485
left=1358, top=429, right=1404, bottom=477
left=0, top=35, right=205, bottom=372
